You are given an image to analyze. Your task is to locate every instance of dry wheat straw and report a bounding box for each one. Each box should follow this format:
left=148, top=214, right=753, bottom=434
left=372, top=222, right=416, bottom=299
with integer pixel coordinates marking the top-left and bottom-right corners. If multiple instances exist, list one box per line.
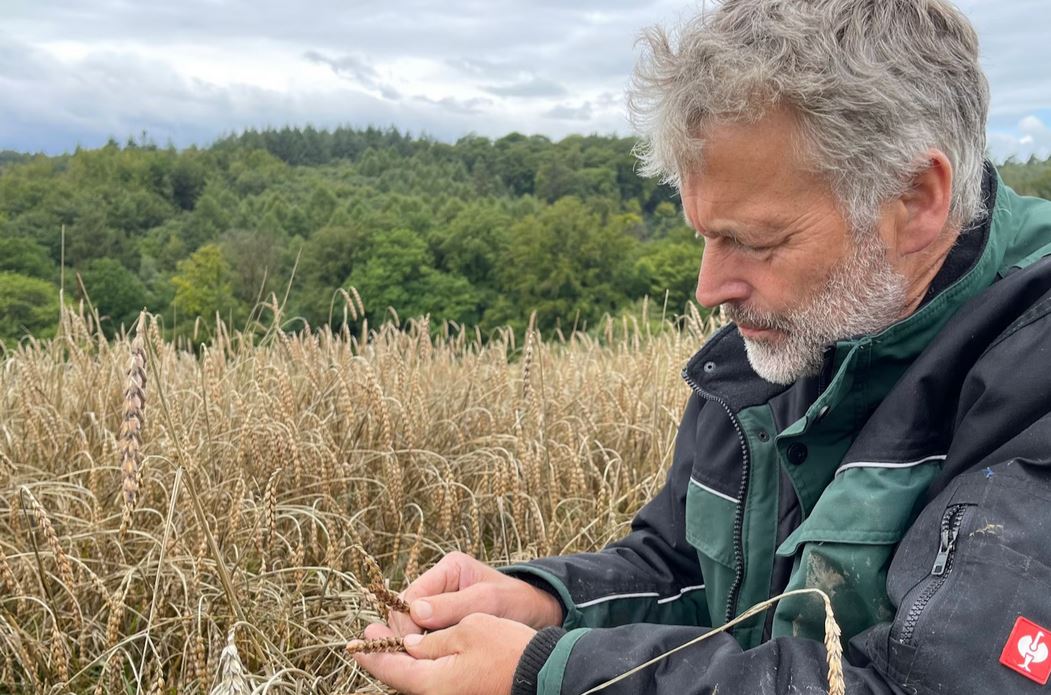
left=2, top=304, right=702, bottom=692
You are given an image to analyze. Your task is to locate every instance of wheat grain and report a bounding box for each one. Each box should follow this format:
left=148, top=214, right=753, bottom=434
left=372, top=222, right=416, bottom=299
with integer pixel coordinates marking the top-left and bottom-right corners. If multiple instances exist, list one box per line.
left=262, top=469, right=279, bottom=572
left=195, top=616, right=209, bottom=690
left=292, top=530, right=306, bottom=590
left=147, top=669, right=166, bottom=695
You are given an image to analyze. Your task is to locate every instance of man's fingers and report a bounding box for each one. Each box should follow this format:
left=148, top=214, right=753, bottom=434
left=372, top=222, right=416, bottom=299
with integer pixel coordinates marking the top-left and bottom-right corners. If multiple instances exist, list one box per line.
left=361, top=622, right=394, bottom=640
left=387, top=609, right=424, bottom=638
left=351, top=622, right=427, bottom=695
left=401, top=552, right=469, bottom=604
left=352, top=646, right=428, bottom=694
left=409, top=583, right=493, bottom=629
left=403, top=625, right=461, bottom=660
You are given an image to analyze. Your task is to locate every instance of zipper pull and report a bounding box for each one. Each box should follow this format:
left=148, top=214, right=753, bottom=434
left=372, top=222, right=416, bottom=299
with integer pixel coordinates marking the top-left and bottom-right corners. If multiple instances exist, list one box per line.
left=932, top=514, right=965, bottom=576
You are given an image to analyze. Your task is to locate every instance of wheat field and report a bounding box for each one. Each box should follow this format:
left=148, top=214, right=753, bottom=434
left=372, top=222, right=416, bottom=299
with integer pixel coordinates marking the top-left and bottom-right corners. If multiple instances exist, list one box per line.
left=0, top=300, right=716, bottom=694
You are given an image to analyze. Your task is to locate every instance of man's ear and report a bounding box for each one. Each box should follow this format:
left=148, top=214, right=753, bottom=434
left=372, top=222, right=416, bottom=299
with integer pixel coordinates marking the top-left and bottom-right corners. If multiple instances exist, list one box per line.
left=895, top=150, right=954, bottom=256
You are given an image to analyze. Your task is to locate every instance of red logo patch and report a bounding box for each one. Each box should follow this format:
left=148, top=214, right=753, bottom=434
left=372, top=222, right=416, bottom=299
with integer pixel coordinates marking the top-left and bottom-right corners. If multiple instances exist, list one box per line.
left=1001, top=616, right=1051, bottom=685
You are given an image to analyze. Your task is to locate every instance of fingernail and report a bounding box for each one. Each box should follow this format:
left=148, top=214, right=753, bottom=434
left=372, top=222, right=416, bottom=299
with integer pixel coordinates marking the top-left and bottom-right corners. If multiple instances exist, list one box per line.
left=404, top=633, right=423, bottom=647
left=413, top=600, right=432, bottom=619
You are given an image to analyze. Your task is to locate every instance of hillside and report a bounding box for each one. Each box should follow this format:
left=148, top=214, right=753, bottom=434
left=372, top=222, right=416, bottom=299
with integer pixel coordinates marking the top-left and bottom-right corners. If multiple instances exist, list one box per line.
left=1, top=127, right=1049, bottom=346
left=0, top=129, right=698, bottom=346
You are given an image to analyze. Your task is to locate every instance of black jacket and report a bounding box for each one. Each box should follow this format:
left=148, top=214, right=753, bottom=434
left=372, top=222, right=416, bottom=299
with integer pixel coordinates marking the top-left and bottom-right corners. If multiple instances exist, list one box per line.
left=505, top=170, right=1051, bottom=694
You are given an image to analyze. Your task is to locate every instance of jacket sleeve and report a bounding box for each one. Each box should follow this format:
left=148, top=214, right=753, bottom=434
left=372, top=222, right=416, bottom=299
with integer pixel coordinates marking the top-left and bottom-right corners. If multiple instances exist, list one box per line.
left=501, top=394, right=710, bottom=631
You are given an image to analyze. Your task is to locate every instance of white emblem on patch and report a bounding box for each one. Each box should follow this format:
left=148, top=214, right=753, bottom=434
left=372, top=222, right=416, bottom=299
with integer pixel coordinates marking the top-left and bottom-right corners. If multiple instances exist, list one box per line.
left=1018, top=631, right=1049, bottom=672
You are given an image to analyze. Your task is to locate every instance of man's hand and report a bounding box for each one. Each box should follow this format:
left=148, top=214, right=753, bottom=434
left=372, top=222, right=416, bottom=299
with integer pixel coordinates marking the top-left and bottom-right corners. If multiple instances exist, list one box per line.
left=351, top=613, right=536, bottom=695
left=388, top=551, right=563, bottom=637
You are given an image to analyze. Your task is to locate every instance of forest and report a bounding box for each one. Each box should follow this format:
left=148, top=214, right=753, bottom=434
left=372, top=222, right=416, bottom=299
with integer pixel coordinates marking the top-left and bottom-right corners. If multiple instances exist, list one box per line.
left=1, top=126, right=1050, bottom=346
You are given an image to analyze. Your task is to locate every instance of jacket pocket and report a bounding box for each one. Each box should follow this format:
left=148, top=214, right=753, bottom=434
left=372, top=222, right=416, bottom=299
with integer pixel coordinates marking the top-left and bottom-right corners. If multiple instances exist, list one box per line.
left=893, top=503, right=974, bottom=645
left=771, top=463, right=934, bottom=644
left=685, top=477, right=738, bottom=569
left=875, top=468, right=1045, bottom=694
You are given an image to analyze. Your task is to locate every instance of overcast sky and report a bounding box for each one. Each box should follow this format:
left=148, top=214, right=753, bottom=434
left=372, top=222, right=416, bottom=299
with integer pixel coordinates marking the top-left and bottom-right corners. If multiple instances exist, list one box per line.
left=2, top=0, right=1049, bottom=160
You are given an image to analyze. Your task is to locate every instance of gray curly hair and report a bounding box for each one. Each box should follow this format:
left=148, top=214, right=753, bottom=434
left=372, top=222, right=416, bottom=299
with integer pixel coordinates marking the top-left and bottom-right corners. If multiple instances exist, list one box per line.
left=629, top=0, right=990, bottom=232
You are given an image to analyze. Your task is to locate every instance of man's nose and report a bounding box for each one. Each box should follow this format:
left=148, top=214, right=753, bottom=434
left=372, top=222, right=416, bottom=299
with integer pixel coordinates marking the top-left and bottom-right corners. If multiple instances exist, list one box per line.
left=694, top=245, right=750, bottom=309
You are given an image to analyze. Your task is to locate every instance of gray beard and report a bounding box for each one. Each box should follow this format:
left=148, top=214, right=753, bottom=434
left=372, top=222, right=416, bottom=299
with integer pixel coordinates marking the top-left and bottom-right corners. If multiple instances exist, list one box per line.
left=726, top=232, right=909, bottom=385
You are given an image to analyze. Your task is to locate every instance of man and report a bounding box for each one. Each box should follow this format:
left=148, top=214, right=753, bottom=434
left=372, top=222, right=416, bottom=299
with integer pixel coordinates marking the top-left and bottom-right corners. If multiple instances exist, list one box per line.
left=353, top=0, right=1051, bottom=692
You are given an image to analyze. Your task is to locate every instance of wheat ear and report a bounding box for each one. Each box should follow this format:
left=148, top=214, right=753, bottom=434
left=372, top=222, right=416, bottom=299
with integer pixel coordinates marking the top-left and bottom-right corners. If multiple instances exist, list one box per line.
left=118, top=313, right=147, bottom=540
left=359, top=548, right=410, bottom=615
left=346, top=637, right=406, bottom=655
left=209, top=629, right=251, bottom=695
left=20, top=487, right=76, bottom=589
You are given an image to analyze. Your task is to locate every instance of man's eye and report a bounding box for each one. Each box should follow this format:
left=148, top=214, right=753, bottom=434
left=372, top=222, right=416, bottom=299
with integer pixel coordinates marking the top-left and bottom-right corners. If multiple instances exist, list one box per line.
left=731, top=238, right=761, bottom=252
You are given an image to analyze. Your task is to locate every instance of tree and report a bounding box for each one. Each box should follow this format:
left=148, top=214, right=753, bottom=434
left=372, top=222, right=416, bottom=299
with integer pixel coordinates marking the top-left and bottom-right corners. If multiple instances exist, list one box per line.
left=221, top=228, right=288, bottom=307
left=170, top=154, right=207, bottom=211
left=0, top=237, right=54, bottom=279
left=493, top=197, right=641, bottom=333
left=0, top=272, right=59, bottom=343
left=431, top=201, right=511, bottom=289
left=170, top=244, right=237, bottom=332
left=346, top=228, right=481, bottom=326
left=635, top=238, right=702, bottom=316
left=79, top=258, right=149, bottom=336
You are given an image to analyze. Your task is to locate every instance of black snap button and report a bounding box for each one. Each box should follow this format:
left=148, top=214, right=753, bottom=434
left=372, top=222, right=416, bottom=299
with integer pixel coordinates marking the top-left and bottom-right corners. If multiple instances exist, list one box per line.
left=757, top=430, right=770, bottom=442
left=787, top=443, right=809, bottom=466
left=703, top=361, right=716, bottom=373
left=816, top=405, right=830, bottom=421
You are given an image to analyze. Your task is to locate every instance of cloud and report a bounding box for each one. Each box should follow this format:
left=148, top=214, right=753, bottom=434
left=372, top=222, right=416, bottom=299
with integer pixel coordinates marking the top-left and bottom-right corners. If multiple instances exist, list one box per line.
left=1, top=0, right=1049, bottom=156
left=446, top=57, right=515, bottom=78
left=412, top=95, right=493, bottom=115
left=545, top=102, right=593, bottom=121
left=303, top=51, right=401, bottom=100
left=482, top=77, right=567, bottom=98
left=987, top=113, right=1051, bottom=162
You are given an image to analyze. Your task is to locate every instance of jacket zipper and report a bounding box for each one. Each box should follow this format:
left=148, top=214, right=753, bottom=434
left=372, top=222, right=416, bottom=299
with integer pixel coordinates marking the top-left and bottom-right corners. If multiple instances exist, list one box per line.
left=683, top=367, right=751, bottom=626
left=898, top=504, right=970, bottom=644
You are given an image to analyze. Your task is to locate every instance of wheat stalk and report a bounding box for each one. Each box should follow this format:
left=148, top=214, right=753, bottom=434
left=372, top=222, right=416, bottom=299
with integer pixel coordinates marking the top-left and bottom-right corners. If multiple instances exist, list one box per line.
left=579, top=588, right=845, bottom=695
